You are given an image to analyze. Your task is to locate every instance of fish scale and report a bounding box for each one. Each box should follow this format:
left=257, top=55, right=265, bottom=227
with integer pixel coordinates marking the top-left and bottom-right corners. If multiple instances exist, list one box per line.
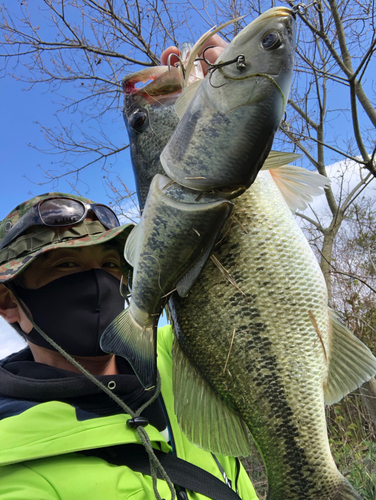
left=169, top=170, right=358, bottom=499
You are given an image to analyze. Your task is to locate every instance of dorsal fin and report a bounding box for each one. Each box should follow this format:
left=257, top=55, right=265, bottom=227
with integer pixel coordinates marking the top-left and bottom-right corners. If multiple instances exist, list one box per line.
left=174, top=80, right=203, bottom=119
left=124, top=224, right=140, bottom=267
left=182, top=16, right=245, bottom=88
left=262, top=152, right=330, bottom=212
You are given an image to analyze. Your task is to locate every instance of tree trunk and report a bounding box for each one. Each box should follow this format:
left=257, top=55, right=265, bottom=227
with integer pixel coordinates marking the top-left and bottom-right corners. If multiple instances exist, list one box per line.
left=360, top=378, right=376, bottom=425
left=320, top=231, right=336, bottom=304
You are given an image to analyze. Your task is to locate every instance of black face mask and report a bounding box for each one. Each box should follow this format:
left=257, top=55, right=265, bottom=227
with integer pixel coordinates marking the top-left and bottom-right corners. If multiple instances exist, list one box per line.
left=12, top=269, right=125, bottom=357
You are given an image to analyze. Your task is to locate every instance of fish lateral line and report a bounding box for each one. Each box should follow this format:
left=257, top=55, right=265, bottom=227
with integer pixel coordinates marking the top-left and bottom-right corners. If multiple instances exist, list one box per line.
left=309, top=309, right=328, bottom=362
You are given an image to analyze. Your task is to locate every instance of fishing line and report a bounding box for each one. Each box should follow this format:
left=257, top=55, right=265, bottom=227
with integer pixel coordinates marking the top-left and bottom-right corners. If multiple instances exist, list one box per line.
left=143, top=105, right=165, bottom=145
left=292, top=1, right=318, bottom=15
left=8, top=282, right=176, bottom=500
left=222, top=72, right=286, bottom=110
left=119, top=275, right=130, bottom=305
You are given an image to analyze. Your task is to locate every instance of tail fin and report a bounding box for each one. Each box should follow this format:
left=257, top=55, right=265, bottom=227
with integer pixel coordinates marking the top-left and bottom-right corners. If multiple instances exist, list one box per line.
left=333, top=477, right=363, bottom=500
left=100, top=308, right=157, bottom=390
left=267, top=476, right=363, bottom=500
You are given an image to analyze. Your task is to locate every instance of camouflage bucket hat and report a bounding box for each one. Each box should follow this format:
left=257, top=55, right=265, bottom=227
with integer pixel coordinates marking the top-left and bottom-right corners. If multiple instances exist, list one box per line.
left=0, top=192, right=134, bottom=283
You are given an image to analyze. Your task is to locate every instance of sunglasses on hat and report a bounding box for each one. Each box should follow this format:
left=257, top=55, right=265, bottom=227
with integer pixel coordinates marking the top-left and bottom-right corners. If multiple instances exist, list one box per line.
left=0, top=197, right=120, bottom=251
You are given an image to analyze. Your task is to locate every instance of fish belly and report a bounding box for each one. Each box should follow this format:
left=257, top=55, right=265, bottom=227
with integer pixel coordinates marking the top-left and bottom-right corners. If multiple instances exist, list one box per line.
left=170, top=171, right=347, bottom=499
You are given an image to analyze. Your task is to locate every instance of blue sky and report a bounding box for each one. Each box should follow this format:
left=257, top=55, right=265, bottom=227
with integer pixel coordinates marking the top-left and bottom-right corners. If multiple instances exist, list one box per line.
left=0, top=76, right=136, bottom=215
left=0, top=72, right=138, bottom=355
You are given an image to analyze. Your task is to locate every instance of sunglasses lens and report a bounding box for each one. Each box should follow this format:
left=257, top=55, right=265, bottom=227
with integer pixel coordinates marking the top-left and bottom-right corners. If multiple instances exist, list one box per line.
left=40, top=199, right=85, bottom=226
left=93, top=205, right=120, bottom=229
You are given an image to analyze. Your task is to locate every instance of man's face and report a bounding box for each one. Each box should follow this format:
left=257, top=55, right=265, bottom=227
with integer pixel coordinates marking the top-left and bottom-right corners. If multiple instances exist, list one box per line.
left=21, top=244, right=124, bottom=289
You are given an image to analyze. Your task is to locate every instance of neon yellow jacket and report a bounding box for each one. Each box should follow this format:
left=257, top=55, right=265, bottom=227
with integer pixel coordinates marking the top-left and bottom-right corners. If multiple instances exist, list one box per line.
left=0, top=326, right=259, bottom=500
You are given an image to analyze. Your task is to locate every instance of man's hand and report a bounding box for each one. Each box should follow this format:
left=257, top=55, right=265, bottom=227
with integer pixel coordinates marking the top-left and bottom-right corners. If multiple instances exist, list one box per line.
left=160, top=34, right=228, bottom=74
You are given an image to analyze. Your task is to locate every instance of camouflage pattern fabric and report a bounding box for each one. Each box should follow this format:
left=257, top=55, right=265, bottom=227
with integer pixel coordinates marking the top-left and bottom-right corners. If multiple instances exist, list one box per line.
left=0, top=192, right=134, bottom=283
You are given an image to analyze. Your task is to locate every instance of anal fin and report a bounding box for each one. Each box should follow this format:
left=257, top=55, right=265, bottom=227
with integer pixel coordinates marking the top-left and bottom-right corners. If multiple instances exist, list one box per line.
left=176, top=243, right=216, bottom=298
left=172, top=337, right=252, bottom=457
left=324, top=308, right=376, bottom=405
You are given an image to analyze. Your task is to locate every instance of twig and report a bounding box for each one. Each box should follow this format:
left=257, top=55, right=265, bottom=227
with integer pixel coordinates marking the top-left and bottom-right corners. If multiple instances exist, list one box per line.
left=309, top=309, right=328, bottom=362
left=210, top=254, right=246, bottom=297
left=223, top=327, right=236, bottom=374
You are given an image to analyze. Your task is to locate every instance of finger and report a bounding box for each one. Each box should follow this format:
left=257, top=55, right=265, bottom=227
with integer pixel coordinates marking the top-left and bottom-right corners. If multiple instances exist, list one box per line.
left=200, top=46, right=226, bottom=73
left=200, top=33, right=228, bottom=55
left=198, top=34, right=228, bottom=73
left=160, top=46, right=180, bottom=66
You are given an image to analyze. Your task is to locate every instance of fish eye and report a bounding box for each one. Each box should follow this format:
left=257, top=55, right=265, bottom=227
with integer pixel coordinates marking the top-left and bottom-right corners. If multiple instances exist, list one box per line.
left=129, top=108, right=148, bottom=131
left=262, top=31, right=282, bottom=50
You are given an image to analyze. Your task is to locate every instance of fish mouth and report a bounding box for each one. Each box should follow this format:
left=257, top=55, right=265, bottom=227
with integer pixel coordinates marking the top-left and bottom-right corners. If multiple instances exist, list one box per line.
left=122, top=66, right=182, bottom=97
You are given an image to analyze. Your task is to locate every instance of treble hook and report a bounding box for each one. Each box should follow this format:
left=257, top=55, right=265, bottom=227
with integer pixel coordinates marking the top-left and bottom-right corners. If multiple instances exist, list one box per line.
left=197, top=46, right=247, bottom=88
left=167, top=52, right=186, bottom=80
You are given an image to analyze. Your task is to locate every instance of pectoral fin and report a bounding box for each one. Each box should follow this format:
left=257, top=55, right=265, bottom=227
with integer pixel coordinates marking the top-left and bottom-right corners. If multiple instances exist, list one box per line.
left=324, top=308, right=376, bottom=405
left=124, top=224, right=140, bottom=267
left=261, top=150, right=302, bottom=169
left=100, top=308, right=157, bottom=390
left=269, top=165, right=329, bottom=212
left=174, top=80, right=203, bottom=119
left=176, top=244, right=213, bottom=297
left=172, top=337, right=252, bottom=457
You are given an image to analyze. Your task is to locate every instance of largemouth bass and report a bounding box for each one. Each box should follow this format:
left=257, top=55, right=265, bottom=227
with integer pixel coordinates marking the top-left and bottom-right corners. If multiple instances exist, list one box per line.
left=111, top=8, right=298, bottom=387
left=118, top=9, right=376, bottom=500
left=160, top=7, right=296, bottom=198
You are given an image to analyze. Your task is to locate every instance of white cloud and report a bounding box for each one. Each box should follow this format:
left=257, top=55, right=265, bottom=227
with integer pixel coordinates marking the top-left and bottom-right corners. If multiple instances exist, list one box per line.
left=0, top=317, right=26, bottom=359
left=297, top=160, right=376, bottom=224
left=117, top=199, right=141, bottom=225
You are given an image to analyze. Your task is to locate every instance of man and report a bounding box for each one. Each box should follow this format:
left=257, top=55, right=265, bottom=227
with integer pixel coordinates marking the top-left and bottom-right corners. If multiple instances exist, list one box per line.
left=0, top=192, right=259, bottom=499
